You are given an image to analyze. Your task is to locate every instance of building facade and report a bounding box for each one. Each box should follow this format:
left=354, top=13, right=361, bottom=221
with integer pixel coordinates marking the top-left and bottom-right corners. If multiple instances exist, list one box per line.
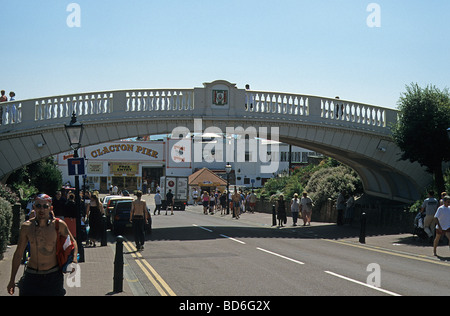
left=56, top=136, right=321, bottom=193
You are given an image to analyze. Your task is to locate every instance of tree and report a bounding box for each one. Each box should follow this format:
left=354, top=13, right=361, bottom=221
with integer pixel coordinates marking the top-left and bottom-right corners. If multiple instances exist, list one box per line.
left=305, top=165, right=363, bottom=211
left=7, top=157, right=62, bottom=198
left=392, top=83, right=450, bottom=194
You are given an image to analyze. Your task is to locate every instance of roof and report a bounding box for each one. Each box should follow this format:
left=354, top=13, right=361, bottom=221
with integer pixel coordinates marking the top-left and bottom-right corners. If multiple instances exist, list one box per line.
left=189, top=168, right=227, bottom=187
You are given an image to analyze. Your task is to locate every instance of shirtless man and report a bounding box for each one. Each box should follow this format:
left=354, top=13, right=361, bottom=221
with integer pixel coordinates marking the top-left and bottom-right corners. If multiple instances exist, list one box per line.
left=7, top=194, right=78, bottom=296
left=130, top=191, right=149, bottom=251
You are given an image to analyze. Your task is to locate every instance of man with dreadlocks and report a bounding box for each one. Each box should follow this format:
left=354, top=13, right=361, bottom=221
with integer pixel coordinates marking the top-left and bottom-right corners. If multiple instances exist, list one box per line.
left=7, top=194, right=78, bottom=296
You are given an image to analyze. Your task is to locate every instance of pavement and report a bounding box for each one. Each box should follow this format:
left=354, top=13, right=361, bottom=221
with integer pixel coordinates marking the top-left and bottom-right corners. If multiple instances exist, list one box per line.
left=1, top=197, right=448, bottom=297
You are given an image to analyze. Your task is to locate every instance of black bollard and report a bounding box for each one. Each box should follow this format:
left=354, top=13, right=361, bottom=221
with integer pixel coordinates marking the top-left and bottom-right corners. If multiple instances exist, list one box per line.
left=101, top=214, right=107, bottom=247
left=272, top=205, right=277, bottom=227
left=359, top=212, right=367, bottom=244
left=113, top=235, right=124, bottom=293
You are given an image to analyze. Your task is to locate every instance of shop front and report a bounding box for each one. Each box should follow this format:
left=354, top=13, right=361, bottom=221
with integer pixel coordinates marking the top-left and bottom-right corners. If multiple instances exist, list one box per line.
left=57, top=140, right=168, bottom=193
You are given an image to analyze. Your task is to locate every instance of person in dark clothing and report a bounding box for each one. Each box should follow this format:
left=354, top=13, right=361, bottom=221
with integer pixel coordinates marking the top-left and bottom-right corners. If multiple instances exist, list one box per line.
left=166, top=189, right=174, bottom=216
left=64, top=193, right=78, bottom=238
left=52, top=191, right=67, bottom=219
left=86, top=193, right=104, bottom=247
left=277, top=194, right=287, bottom=227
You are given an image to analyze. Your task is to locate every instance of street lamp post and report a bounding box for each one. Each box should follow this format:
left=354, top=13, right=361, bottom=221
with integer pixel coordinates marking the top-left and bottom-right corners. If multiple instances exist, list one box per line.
left=65, top=112, right=85, bottom=263
left=226, top=164, right=232, bottom=215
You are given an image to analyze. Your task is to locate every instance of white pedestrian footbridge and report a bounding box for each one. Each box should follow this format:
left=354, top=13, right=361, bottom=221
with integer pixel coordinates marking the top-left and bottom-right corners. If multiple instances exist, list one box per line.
left=0, top=80, right=430, bottom=203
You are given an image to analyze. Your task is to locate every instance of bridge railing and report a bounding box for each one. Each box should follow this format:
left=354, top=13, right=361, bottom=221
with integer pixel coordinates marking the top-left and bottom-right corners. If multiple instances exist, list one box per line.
left=0, top=101, right=22, bottom=126
left=0, top=87, right=397, bottom=136
left=126, top=89, right=194, bottom=112
left=245, top=91, right=397, bottom=134
left=34, top=92, right=115, bottom=121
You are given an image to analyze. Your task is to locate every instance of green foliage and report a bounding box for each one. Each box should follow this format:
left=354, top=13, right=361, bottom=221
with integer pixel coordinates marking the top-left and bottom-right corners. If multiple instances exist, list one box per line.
left=305, top=165, right=363, bottom=211
left=7, top=157, right=62, bottom=197
left=259, top=158, right=362, bottom=212
left=392, top=83, right=450, bottom=192
left=0, top=197, right=13, bottom=259
left=0, top=184, right=19, bottom=205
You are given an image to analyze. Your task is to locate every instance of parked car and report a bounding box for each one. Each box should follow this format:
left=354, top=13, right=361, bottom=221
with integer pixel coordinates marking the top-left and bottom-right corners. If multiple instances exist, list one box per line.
left=111, top=200, right=152, bottom=235
left=103, top=196, right=134, bottom=229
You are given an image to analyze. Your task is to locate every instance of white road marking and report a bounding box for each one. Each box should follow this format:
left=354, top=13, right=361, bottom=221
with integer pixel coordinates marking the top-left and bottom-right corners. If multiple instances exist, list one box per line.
left=256, top=247, right=305, bottom=265
left=324, top=271, right=402, bottom=296
left=220, top=234, right=246, bottom=244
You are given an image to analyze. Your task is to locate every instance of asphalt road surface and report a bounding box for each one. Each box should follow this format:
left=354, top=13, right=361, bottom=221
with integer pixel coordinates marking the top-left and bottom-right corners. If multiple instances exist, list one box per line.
left=117, top=202, right=450, bottom=297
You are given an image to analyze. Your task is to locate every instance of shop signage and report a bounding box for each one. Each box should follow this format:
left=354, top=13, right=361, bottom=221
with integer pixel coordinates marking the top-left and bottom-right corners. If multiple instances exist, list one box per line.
left=90, top=144, right=159, bottom=159
left=87, top=163, right=103, bottom=174
left=111, top=163, right=139, bottom=175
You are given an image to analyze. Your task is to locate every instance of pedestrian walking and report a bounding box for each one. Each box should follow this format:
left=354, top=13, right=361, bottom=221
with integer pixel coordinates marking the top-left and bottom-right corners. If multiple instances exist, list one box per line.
left=201, top=191, right=210, bottom=215
left=192, top=187, right=199, bottom=205
left=301, top=192, right=313, bottom=226
left=154, top=190, right=162, bottom=215
left=433, top=196, right=450, bottom=256
left=7, top=194, right=78, bottom=296
left=166, top=189, right=174, bottom=215
left=53, top=191, right=66, bottom=220
left=336, top=191, right=346, bottom=226
left=276, top=194, right=287, bottom=227
left=219, top=191, right=227, bottom=215
left=421, top=190, right=439, bottom=242
left=130, top=191, right=149, bottom=251
left=63, top=192, right=78, bottom=238
left=232, top=190, right=241, bottom=219
left=345, top=193, right=355, bottom=225
left=248, top=190, right=257, bottom=213
left=209, top=192, right=216, bottom=214
left=86, top=192, right=104, bottom=247
left=290, top=193, right=300, bottom=226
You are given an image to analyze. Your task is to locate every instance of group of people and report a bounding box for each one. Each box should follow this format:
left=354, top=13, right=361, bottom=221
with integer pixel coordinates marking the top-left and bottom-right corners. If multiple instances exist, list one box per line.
left=419, top=190, right=450, bottom=257
left=276, top=192, right=314, bottom=227
left=152, top=189, right=174, bottom=216
left=42, top=190, right=105, bottom=247
left=0, top=90, right=17, bottom=124
left=191, top=187, right=257, bottom=218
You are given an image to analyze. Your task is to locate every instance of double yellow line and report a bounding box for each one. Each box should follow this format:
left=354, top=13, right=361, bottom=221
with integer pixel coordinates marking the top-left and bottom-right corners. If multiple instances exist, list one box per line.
left=123, top=240, right=176, bottom=296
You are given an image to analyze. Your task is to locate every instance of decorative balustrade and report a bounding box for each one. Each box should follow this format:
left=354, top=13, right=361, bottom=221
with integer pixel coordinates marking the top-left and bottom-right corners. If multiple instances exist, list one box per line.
left=0, top=85, right=395, bottom=136
left=320, top=98, right=387, bottom=128
left=126, top=90, right=194, bottom=112
left=245, top=92, right=309, bottom=116
left=0, top=102, right=22, bottom=125
left=245, top=91, right=392, bottom=131
left=34, top=92, right=114, bottom=121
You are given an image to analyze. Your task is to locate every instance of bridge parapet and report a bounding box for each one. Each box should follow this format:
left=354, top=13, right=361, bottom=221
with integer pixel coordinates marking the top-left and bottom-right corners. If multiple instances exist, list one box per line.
left=0, top=81, right=398, bottom=138
left=244, top=91, right=397, bottom=136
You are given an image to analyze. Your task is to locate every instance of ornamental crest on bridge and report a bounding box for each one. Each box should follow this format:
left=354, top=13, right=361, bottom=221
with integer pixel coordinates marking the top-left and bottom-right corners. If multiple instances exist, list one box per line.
left=212, top=90, right=228, bottom=106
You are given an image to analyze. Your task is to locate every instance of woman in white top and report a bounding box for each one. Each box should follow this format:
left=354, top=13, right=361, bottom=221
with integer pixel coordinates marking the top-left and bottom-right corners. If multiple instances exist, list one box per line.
left=290, top=193, right=300, bottom=226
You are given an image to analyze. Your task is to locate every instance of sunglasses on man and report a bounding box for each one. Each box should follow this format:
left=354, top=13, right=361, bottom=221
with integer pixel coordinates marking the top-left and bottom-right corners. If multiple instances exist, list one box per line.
left=35, top=204, right=51, bottom=209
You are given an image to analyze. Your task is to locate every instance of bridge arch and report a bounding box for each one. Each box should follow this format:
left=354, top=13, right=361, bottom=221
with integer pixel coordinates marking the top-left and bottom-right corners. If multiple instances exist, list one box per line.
left=0, top=80, right=430, bottom=203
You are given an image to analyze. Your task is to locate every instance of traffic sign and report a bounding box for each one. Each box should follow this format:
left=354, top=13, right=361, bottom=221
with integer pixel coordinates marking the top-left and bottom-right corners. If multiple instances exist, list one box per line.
left=68, top=158, right=85, bottom=176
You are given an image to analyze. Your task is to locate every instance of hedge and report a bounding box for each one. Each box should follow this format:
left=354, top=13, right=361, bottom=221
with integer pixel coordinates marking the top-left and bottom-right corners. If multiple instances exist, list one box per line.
left=0, top=197, right=13, bottom=260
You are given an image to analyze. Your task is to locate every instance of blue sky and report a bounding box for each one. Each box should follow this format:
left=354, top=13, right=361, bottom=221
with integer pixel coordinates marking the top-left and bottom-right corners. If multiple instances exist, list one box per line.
left=1, top=0, right=449, bottom=109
